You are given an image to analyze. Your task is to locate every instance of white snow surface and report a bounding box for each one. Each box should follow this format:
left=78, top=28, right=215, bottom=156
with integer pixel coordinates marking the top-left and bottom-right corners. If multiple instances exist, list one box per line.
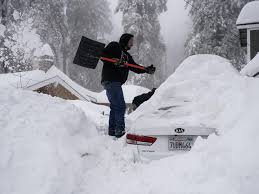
left=240, top=53, right=259, bottom=77
left=0, top=87, right=98, bottom=194
left=127, top=54, right=241, bottom=131
left=236, top=1, right=259, bottom=25
left=0, top=69, right=46, bottom=88
left=1, top=54, right=259, bottom=194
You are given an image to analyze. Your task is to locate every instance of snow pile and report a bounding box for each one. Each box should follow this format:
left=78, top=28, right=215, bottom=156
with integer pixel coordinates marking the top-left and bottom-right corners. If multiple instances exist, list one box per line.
left=79, top=54, right=259, bottom=194
left=2, top=54, right=259, bottom=194
left=240, top=53, right=259, bottom=77
left=70, top=100, right=110, bottom=133
left=236, top=1, right=259, bottom=25
left=0, top=87, right=98, bottom=194
left=0, top=69, right=46, bottom=88
left=127, top=54, right=242, bottom=132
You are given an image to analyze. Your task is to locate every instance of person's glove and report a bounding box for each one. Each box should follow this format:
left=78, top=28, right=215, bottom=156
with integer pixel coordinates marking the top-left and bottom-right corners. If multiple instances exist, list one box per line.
left=145, top=64, right=156, bottom=74
left=112, top=58, right=119, bottom=65
left=113, top=58, right=126, bottom=67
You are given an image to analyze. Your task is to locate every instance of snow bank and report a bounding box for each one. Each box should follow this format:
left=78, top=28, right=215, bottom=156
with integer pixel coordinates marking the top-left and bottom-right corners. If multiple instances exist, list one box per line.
left=0, top=87, right=98, bottom=194
left=0, top=69, right=46, bottom=88
left=2, top=54, right=259, bottom=194
left=236, top=1, right=259, bottom=25
left=127, top=54, right=241, bottom=132
left=78, top=55, right=259, bottom=194
left=70, top=100, right=110, bottom=133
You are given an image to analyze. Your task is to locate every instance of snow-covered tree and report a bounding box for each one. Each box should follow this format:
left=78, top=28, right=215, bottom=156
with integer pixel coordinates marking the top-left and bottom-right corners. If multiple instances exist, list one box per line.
left=116, top=0, right=167, bottom=88
left=30, top=0, right=112, bottom=91
left=0, top=0, right=112, bottom=91
left=185, top=0, right=254, bottom=70
left=0, top=8, right=43, bottom=73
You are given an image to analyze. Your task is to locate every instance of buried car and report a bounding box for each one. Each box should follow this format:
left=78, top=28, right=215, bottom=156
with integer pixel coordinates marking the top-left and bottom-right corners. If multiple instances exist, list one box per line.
left=125, top=110, right=216, bottom=160
left=124, top=54, right=239, bottom=160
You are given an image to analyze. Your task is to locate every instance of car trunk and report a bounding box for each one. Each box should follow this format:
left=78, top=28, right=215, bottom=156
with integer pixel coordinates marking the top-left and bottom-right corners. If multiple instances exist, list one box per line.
left=132, top=125, right=216, bottom=136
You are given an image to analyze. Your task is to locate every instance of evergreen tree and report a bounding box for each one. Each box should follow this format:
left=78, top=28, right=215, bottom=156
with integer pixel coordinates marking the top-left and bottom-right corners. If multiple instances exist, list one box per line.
left=185, top=0, right=253, bottom=70
left=0, top=2, right=43, bottom=73
left=116, top=0, right=167, bottom=88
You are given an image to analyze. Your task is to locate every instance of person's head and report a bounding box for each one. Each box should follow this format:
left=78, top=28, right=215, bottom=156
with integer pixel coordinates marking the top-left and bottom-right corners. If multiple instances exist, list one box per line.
left=119, top=33, right=134, bottom=50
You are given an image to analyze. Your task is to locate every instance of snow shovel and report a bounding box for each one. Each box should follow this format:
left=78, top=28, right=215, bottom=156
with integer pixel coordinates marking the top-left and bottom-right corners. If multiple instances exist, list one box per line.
left=73, top=36, right=145, bottom=70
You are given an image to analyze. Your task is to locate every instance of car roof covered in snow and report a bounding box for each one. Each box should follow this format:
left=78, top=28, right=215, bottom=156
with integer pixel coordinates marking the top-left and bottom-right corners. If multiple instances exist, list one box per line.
left=127, top=54, right=240, bottom=131
left=236, top=1, right=259, bottom=26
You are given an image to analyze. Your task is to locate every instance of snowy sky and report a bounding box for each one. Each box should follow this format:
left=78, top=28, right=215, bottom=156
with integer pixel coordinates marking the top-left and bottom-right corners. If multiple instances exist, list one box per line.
left=107, top=0, right=191, bottom=72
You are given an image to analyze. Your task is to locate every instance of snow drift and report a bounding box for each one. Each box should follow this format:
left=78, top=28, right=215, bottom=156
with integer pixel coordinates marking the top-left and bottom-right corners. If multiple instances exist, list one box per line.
left=82, top=54, right=259, bottom=194
left=0, top=87, right=97, bottom=194
left=127, top=54, right=242, bottom=133
left=1, top=54, right=259, bottom=194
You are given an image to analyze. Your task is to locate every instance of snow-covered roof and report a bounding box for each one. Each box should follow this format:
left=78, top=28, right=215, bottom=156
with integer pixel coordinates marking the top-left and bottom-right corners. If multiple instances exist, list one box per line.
left=0, top=66, right=148, bottom=104
left=25, top=65, right=97, bottom=102
left=236, top=1, right=259, bottom=28
left=96, top=84, right=150, bottom=104
left=240, top=53, right=259, bottom=77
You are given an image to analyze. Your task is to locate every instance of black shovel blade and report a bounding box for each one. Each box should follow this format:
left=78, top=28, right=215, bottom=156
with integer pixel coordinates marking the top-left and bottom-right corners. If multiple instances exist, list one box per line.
left=73, top=36, right=105, bottom=69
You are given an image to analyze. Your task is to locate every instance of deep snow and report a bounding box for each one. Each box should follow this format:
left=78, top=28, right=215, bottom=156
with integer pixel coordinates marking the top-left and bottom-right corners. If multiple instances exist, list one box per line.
left=0, top=87, right=97, bottom=194
left=1, top=54, right=259, bottom=194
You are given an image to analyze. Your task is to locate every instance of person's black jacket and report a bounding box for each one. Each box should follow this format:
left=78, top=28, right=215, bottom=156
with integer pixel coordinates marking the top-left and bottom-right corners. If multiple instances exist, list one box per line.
left=101, top=41, right=146, bottom=84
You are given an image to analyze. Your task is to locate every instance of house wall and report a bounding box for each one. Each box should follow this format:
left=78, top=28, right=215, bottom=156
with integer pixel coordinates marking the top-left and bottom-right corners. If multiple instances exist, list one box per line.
left=35, top=83, right=79, bottom=100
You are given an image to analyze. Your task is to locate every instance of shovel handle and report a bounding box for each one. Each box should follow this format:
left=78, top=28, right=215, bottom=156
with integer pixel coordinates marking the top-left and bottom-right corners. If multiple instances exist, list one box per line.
left=100, top=57, right=145, bottom=70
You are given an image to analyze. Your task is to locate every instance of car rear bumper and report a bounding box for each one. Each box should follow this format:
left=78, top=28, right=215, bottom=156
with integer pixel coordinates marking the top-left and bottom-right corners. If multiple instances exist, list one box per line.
left=127, top=143, right=188, bottom=161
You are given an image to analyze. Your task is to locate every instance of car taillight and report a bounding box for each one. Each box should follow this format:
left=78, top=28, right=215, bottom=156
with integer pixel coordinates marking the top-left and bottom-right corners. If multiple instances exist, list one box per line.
left=126, top=134, right=157, bottom=146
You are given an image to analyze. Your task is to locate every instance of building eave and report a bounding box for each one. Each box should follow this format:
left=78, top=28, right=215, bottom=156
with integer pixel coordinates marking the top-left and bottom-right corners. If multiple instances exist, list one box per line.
left=237, top=23, right=259, bottom=29
left=24, top=75, right=97, bottom=102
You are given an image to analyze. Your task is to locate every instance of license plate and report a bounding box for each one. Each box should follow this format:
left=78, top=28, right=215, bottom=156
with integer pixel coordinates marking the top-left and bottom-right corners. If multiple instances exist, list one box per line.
left=168, top=136, right=195, bottom=151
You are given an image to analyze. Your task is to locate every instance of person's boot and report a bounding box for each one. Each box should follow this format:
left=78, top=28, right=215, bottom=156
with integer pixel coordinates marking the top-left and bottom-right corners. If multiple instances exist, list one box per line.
left=115, top=130, right=125, bottom=138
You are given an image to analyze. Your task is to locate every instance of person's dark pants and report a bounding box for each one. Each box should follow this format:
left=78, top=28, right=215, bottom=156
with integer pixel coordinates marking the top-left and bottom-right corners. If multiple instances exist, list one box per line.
left=102, top=81, right=126, bottom=137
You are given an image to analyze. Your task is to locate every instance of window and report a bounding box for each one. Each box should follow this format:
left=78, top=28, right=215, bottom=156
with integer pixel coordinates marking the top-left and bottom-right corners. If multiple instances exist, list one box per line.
left=239, top=29, right=247, bottom=47
left=250, top=30, right=259, bottom=60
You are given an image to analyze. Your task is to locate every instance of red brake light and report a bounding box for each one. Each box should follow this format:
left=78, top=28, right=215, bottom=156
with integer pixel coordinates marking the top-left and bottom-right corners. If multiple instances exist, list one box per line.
left=126, top=134, right=157, bottom=146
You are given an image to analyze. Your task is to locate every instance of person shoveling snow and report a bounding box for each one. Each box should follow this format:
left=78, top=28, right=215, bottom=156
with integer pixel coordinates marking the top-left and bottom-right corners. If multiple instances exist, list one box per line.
left=73, top=34, right=156, bottom=138
left=100, top=33, right=156, bottom=138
